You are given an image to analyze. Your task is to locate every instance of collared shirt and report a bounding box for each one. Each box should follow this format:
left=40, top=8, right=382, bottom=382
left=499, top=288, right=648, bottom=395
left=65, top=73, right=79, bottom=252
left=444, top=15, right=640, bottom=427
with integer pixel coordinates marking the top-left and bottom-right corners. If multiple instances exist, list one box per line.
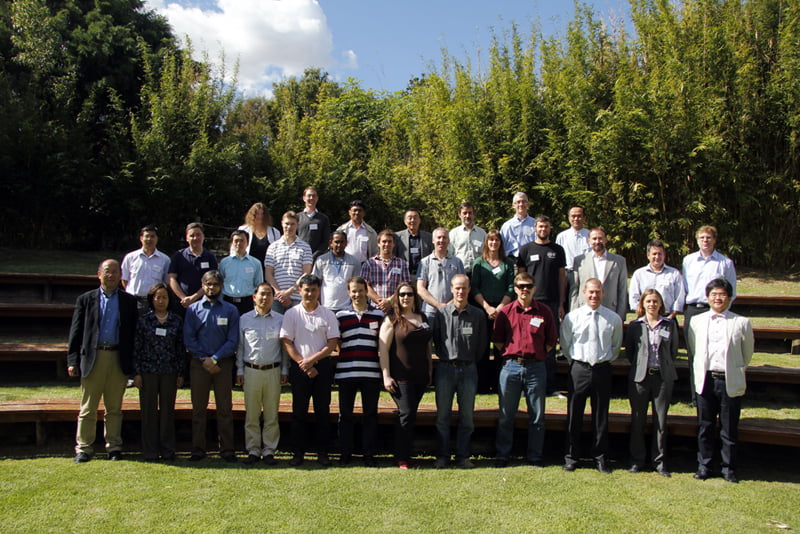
left=312, top=251, right=362, bottom=311
left=121, top=248, right=170, bottom=297
left=707, top=312, right=729, bottom=372
left=133, top=311, right=185, bottom=376
left=435, top=302, right=487, bottom=363
left=219, top=254, right=264, bottom=297
left=592, top=251, right=609, bottom=283
left=279, top=302, right=340, bottom=358
left=448, top=224, right=486, bottom=275
left=517, top=241, right=566, bottom=303
left=265, top=237, right=313, bottom=303
left=362, top=255, right=411, bottom=303
left=555, top=227, right=591, bottom=271
left=338, top=220, right=378, bottom=264
left=183, top=297, right=239, bottom=360
left=168, top=247, right=218, bottom=295
left=638, top=316, right=669, bottom=369
left=335, top=305, right=384, bottom=381
left=682, top=250, right=737, bottom=305
left=500, top=215, right=536, bottom=257
left=493, top=299, right=557, bottom=360
left=561, top=304, right=623, bottom=365
left=629, top=263, right=686, bottom=313
left=469, top=257, right=515, bottom=306
left=417, top=253, right=466, bottom=313
left=98, top=288, right=120, bottom=345
left=237, top=309, right=288, bottom=375
left=297, top=209, right=331, bottom=255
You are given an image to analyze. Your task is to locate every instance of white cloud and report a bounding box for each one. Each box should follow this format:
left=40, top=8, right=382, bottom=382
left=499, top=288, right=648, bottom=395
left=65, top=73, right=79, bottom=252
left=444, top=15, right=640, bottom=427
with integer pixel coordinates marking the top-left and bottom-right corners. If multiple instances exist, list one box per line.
left=145, top=0, right=350, bottom=96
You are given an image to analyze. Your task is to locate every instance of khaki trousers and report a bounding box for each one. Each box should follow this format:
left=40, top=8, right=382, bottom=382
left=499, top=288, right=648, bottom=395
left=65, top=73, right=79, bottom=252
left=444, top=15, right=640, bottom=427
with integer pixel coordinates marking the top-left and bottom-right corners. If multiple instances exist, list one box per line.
left=75, top=349, right=127, bottom=455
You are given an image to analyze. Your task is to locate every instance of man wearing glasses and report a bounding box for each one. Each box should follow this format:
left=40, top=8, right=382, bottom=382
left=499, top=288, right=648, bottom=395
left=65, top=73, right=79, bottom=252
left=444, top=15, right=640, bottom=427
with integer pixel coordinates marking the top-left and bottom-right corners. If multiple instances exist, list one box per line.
left=492, top=273, right=557, bottom=468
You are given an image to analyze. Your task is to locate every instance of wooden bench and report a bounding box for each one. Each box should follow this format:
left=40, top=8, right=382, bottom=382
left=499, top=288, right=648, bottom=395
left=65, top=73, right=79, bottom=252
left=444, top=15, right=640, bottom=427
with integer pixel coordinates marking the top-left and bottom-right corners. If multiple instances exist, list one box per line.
left=2, top=397, right=798, bottom=448
left=0, top=273, right=96, bottom=304
left=0, top=303, right=75, bottom=318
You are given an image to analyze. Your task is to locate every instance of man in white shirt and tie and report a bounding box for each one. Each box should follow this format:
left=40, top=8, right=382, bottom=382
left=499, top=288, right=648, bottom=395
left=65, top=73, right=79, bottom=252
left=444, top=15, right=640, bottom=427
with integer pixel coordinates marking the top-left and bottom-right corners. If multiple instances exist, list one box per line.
left=570, top=227, right=628, bottom=320
left=561, top=278, right=623, bottom=473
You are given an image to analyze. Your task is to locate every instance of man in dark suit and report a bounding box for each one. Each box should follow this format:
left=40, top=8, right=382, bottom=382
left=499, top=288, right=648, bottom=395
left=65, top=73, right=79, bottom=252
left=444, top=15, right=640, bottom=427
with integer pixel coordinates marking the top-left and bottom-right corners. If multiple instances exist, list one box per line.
left=68, top=259, right=138, bottom=463
left=570, top=227, right=628, bottom=320
left=393, top=208, right=433, bottom=277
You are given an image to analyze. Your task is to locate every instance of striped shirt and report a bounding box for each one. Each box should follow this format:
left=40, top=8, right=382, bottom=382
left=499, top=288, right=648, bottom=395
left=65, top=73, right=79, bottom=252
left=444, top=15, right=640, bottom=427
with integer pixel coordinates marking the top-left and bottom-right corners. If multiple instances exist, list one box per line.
left=361, top=255, right=411, bottom=304
left=264, top=237, right=313, bottom=303
left=335, top=306, right=384, bottom=381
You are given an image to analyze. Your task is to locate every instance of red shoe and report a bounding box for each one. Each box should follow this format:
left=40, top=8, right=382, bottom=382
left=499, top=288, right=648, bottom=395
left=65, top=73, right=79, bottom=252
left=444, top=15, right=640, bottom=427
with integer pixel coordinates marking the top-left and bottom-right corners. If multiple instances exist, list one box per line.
left=397, top=460, right=410, bottom=470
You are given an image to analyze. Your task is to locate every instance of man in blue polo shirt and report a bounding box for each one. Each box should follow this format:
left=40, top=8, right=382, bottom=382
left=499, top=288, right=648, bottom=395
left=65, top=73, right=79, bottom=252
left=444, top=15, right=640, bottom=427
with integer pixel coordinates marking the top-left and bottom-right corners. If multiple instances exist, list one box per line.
left=220, top=230, right=264, bottom=315
left=168, top=222, right=218, bottom=311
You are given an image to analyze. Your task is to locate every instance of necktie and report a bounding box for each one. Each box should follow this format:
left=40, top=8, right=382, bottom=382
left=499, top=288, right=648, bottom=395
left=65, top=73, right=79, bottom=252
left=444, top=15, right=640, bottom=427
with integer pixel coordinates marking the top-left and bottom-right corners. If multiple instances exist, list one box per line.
left=587, top=310, right=600, bottom=365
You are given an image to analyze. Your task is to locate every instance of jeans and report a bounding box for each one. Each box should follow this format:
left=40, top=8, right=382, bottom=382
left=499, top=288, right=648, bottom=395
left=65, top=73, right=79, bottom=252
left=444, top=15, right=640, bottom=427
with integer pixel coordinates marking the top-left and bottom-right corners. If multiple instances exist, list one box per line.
left=495, top=358, right=547, bottom=462
left=435, top=362, right=478, bottom=461
left=391, top=382, right=426, bottom=461
left=338, top=379, right=382, bottom=458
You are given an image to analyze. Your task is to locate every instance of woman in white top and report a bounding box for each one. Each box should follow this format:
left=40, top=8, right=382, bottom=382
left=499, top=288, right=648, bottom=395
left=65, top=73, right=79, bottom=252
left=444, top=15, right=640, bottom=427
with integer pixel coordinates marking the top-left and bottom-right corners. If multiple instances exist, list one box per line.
left=236, top=202, right=281, bottom=264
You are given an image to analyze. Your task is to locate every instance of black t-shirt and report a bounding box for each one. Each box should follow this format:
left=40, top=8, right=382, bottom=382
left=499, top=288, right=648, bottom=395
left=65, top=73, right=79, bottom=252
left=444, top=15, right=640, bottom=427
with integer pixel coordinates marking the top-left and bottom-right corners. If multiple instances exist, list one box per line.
left=516, top=241, right=566, bottom=302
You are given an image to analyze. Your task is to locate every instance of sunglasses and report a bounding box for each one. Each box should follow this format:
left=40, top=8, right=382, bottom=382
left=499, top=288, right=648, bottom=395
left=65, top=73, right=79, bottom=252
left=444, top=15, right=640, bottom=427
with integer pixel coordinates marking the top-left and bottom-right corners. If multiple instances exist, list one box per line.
left=398, top=292, right=415, bottom=297
left=516, top=284, right=534, bottom=290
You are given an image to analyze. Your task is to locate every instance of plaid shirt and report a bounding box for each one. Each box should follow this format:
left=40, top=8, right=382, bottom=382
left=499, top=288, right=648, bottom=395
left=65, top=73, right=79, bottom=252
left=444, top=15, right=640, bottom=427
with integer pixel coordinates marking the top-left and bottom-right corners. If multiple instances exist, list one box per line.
left=361, top=255, right=411, bottom=303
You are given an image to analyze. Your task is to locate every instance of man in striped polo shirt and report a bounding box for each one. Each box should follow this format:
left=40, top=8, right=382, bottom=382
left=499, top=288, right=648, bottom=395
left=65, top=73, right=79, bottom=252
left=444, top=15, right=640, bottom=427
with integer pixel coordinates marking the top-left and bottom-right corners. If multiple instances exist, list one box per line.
left=264, top=211, right=313, bottom=314
left=335, top=276, right=384, bottom=467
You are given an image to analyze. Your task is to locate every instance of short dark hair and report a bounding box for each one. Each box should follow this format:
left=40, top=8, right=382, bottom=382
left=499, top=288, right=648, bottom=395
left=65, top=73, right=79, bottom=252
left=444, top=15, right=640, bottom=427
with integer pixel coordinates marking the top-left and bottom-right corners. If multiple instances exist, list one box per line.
left=185, top=222, right=204, bottom=234
left=535, top=215, right=551, bottom=225
left=459, top=202, right=474, bottom=211
left=705, top=278, right=733, bottom=297
left=349, top=200, right=366, bottom=209
left=298, top=273, right=321, bottom=288
left=347, top=276, right=367, bottom=290
left=646, top=239, right=665, bottom=254
left=377, top=229, right=395, bottom=243
left=330, top=230, right=347, bottom=242
left=140, top=225, right=158, bottom=237
left=146, top=283, right=169, bottom=309
left=254, top=282, right=273, bottom=296
left=202, top=270, right=222, bottom=284
left=230, top=229, right=249, bottom=243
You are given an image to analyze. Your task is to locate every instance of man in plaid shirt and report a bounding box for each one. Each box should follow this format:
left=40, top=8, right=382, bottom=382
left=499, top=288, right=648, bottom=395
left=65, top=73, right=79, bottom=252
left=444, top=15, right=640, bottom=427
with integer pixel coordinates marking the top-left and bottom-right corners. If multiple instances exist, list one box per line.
left=362, top=230, right=411, bottom=313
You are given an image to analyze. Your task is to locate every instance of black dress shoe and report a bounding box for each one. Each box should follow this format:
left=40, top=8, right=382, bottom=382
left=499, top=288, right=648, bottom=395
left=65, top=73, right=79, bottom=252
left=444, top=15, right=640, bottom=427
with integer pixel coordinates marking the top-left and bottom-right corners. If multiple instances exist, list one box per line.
left=318, top=453, right=331, bottom=467
left=243, top=454, right=260, bottom=465
left=162, top=454, right=176, bottom=462
left=288, top=455, right=304, bottom=467
left=189, top=452, right=207, bottom=462
left=562, top=463, right=577, bottom=472
left=528, top=460, right=545, bottom=468
left=108, top=451, right=123, bottom=461
left=363, top=456, right=377, bottom=468
left=694, top=468, right=711, bottom=480
left=596, top=460, right=612, bottom=474
left=73, top=452, right=91, bottom=463
left=222, top=454, right=237, bottom=463
left=628, top=464, right=642, bottom=474
left=262, top=454, right=278, bottom=466
left=723, top=471, right=739, bottom=483
left=656, top=465, right=671, bottom=478
left=339, top=454, right=352, bottom=466
left=494, top=459, right=509, bottom=468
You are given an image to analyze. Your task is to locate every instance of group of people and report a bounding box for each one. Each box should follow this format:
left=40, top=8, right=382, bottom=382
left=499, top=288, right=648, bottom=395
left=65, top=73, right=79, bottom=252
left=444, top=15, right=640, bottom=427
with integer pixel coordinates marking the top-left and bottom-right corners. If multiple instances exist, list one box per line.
left=67, top=188, right=753, bottom=482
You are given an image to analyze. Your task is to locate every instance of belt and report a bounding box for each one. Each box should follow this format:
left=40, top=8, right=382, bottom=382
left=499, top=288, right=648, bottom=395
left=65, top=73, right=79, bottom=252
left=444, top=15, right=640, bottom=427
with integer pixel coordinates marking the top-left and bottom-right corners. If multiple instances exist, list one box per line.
left=688, top=302, right=710, bottom=309
left=226, top=296, right=245, bottom=303
left=647, top=368, right=661, bottom=375
left=244, top=361, right=280, bottom=370
left=509, top=357, right=543, bottom=365
left=710, top=371, right=726, bottom=380
left=96, top=344, right=119, bottom=351
left=441, top=359, right=473, bottom=367
left=573, top=360, right=610, bottom=368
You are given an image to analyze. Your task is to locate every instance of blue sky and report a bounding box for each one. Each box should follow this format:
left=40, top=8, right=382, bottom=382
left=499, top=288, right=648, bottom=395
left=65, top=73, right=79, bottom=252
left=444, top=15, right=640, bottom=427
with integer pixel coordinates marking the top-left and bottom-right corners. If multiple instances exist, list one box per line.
left=144, top=0, right=630, bottom=96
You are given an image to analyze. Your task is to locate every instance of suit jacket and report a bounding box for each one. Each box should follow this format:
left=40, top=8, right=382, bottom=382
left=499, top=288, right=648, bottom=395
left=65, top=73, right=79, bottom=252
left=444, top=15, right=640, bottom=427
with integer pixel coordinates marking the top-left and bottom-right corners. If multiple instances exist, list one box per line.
left=624, top=317, right=679, bottom=383
left=570, top=251, right=628, bottom=319
left=67, top=288, right=138, bottom=377
left=687, top=310, right=754, bottom=398
left=393, top=229, right=433, bottom=274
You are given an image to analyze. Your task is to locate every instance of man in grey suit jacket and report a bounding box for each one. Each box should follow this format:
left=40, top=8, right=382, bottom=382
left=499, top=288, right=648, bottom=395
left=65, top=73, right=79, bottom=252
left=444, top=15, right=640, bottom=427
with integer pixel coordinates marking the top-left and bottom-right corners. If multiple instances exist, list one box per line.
left=569, top=227, right=628, bottom=320
left=393, top=208, right=433, bottom=277
left=68, top=259, right=138, bottom=463
left=686, top=278, right=753, bottom=483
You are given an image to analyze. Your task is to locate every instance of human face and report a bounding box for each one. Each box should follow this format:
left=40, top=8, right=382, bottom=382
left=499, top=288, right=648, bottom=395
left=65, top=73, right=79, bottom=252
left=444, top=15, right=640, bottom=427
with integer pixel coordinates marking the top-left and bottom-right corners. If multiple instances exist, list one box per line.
left=152, top=287, right=170, bottom=314
left=253, top=285, right=274, bottom=314
left=140, top=231, right=158, bottom=253
left=330, top=234, right=347, bottom=257
left=643, top=293, right=662, bottom=318
left=535, top=220, right=551, bottom=242
left=186, top=228, right=204, bottom=252
left=459, top=207, right=475, bottom=228
left=231, top=235, right=248, bottom=256
left=451, top=276, right=470, bottom=307
left=378, top=235, right=394, bottom=258
left=97, top=260, right=121, bottom=292
left=568, top=207, right=585, bottom=230
left=433, top=230, right=449, bottom=253
left=349, top=205, right=365, bottom=225
left=696, top=232, right=716, bottom=255
left=514, top=280, right=534, bottom=306
left=348, top=281, right=367, bottom=308
left=202, top=278, right=222, bottom=301
left=589, top=230, right=607, bottom=255
left=583, top=281, right=603, bottom=309
left=303, top=188, right=318, bottom=211
left=486, top=235, right=501, bottom=254
left=299, top=283, right=320, bottom=308
left=397, top=285, right=415, bottom=312
left=513, top=195, right=529, bottom=218
left=647, top=246, right=666, bottom=271
left=404, top=211, right=421, bottom=234
left=708, top=288, right=731, bottom=314
left=282, top=217, right=297, bottom=237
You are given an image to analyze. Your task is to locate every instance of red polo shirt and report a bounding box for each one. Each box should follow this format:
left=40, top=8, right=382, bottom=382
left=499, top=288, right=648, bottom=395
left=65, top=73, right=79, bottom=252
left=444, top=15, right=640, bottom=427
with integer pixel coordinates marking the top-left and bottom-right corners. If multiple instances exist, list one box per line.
left=492, top=299, right=557, bottom=360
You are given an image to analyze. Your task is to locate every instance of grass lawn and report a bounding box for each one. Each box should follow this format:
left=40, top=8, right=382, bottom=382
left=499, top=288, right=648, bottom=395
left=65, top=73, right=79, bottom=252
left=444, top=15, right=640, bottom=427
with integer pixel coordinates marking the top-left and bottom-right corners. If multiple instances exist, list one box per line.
left=0, top=455, right=797, bottom=533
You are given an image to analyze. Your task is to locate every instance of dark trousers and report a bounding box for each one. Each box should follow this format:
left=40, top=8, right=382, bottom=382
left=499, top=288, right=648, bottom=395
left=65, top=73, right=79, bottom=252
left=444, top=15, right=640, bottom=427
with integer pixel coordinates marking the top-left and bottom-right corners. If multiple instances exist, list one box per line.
left=683, top=303, right=710, bottom=403
left=477, top=313, right=501, bottom=394
left=223, top=295, right=253, bottom=316
left=540, top=299, right=561, bottom=395
left=697, top=372, right=741, bottom=474
left=338, top=379, right=381, bottom=458
left=139, top=372, right=178, bottom=460
left=565, top=361, right=612, bottom=465
left=190, top=358, right=234, bottom=456
left=289, top=358, right=333, bottom=456
left=391, top=382, right=426, bottom=461
left=629, top=372, right=673, bottom=468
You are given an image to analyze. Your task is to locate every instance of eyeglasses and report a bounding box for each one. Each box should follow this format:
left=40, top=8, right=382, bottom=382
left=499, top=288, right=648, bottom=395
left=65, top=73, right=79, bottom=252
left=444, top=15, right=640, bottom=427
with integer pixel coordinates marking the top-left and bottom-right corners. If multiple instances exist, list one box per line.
left=516, top=284, right=534, bottom=290
left=398, top=292, right=415, bottom=297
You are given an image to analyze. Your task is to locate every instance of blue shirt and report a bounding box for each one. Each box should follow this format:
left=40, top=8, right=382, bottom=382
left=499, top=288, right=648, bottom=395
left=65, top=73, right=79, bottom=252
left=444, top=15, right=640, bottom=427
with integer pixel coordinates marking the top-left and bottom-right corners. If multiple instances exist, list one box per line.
left=98, top=288, right=120, bottom=345
left=500, top=215, right=536, bottom=257
left=184, top=297, right=240, bottom=361
left=168, top=247, right=218, bottom=296
left=219, top=254, right=264, bottom=297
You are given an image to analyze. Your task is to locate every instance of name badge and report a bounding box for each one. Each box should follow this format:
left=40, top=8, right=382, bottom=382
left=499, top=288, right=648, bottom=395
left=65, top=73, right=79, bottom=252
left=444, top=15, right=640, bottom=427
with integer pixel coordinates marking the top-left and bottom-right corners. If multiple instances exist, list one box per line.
left=152, top=265, right=162, bottom=272
left=659, top=330, right=671, bottom=340
left=422, top=322, right=430, bottom=330
left=462, top=326, right=473, bottom=335
left=410, top=247, right=420, bottom=254
left=155, top=328, right=167, bottom=337
left=472, top=239, right=483, bottom=249
left=304, top=322, right=317, bottom=332
left=369, top=322, right=379, bottom=330
left=245, top=267, right=254, bottom=273
left=492, top=266, right=502, bottom=275
left=523, top=227, right=533, bottom=236
left=217, top=317, right=228, bottom=326
left=200, top=262, right=210, bottom=269
left=530, top=254, right=540, bottom=262
left=390, top=267, right=401, bottom=275
left=265, top=331, right=277, bottom=340
left=293, top=250, right=303, bottom=259
left=358, top=236, right=368, bottom=241
left=334, top=276, right=344, bottom=285
left=530, top=317, right=543, bottom=328
left=310, top=223, right=318, bottom=230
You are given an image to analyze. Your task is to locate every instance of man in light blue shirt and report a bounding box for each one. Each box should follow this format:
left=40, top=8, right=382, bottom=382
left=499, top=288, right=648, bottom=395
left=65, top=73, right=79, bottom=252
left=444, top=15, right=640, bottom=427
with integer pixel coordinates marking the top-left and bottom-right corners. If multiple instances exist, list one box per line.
left=500, top=192, right=536, bottom=259
left=220, top=229, right=264, bottom=315
left=629, top=239, right=685, bottom=318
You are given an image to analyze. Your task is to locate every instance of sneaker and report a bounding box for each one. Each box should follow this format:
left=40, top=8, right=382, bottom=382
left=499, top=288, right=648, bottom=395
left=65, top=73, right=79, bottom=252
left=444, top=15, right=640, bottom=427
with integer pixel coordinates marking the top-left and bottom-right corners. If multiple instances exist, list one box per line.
left=455, top=459, right=475, bottom=469
left=107, top=451, right=123, bottom=461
